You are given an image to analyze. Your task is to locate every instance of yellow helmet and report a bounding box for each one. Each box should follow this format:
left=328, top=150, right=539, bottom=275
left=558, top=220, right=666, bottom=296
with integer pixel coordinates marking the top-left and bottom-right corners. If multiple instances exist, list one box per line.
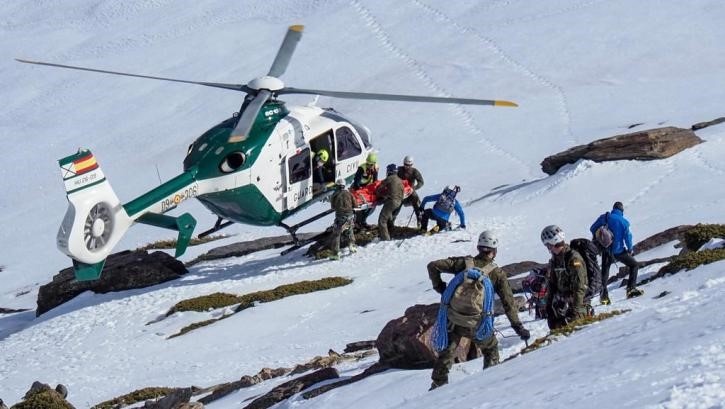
left=316, top=149, right=329, bottom=163
left=366, top=152, right=377, bottom=164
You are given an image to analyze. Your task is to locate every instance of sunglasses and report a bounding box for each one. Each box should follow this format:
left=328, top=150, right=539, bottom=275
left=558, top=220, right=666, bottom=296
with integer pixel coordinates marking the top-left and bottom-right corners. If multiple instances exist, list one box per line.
left=545, top=243, right=564, bottom=250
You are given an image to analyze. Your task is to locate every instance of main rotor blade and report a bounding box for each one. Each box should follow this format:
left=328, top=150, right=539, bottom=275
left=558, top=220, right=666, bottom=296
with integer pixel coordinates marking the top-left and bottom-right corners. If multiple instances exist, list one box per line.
left=228, top=90, right=272, bottom=143
left=267, top=25, right=304, bottom=78
left=16, top=58, right=247, bottom=92
left=278, top=87, right=518, bottom=107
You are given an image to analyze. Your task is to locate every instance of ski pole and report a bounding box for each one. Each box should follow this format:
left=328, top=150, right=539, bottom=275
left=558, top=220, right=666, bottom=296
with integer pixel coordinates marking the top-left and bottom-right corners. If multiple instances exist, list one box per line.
left=405, top=210, right=415, bottom=227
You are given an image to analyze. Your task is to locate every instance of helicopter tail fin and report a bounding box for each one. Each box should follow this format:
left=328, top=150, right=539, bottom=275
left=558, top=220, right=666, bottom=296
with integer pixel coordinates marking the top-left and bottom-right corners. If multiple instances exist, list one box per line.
left=56, top=149, right=133, bottom=280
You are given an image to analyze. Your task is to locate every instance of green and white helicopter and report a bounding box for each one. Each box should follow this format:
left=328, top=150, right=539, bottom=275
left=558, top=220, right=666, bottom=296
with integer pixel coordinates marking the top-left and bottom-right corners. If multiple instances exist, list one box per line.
left=18, top=25, right=517, bottom=281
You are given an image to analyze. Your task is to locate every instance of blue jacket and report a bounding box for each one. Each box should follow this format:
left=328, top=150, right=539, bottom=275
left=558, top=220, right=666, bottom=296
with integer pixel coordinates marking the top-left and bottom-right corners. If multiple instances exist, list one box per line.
left=590, top=208, right=633, bottom=255
left=421, top=193, right=466, bottom=227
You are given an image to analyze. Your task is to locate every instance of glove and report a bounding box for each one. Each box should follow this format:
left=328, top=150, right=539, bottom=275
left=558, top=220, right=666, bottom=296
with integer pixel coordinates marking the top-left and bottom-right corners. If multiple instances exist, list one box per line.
left=466, top=269, right=481, bottom=280
left=460, top=224, right=466, bottom=230
left=433, top=281, right=447, bottom=294
left=512, top=323, right=530, bottom=341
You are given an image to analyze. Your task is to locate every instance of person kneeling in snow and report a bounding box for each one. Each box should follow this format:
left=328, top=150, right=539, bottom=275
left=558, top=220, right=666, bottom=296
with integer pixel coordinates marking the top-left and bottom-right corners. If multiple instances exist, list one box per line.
left=427, top=231, right=530, bottom=390
left=419, top=185, right=465, bottom=234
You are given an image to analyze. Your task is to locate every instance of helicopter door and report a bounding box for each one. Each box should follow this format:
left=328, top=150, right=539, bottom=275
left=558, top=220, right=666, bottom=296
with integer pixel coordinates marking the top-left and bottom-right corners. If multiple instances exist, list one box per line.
left=334, top=125, right=363, bottom=180
left=285, top=147, right=313, bottom=210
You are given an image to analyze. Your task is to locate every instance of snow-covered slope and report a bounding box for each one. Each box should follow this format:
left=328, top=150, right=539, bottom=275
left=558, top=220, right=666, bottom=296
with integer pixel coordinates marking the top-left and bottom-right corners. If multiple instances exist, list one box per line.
left=1, top=1, right=724, bottom=407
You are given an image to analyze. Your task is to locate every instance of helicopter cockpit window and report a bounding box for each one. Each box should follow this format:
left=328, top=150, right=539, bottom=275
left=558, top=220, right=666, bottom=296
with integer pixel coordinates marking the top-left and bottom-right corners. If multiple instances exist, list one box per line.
left=335, top=126, right=362, bottom=161
left=288, top=148, right=311, bottom=184
left=219, top=151, right=247, bottom=173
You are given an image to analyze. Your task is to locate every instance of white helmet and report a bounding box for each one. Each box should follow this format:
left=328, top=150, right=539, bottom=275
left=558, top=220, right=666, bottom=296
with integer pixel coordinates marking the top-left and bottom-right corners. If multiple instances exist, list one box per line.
left=403, top=155, right=414, bottom=166
left=335, top=178, right=346, bottom=187
left=477, top=230, right=499, bottom=249
left=541, top=225, right=565, bottom=246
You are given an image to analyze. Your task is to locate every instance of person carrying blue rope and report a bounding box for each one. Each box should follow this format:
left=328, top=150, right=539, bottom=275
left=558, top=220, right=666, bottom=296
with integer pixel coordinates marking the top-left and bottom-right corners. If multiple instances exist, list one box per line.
left=427, top=231, right=530, bottom=390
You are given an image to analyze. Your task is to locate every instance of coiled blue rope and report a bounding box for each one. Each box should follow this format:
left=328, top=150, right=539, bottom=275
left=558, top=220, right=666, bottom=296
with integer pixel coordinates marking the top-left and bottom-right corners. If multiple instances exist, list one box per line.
left=432, top=269, right=495, bottom=352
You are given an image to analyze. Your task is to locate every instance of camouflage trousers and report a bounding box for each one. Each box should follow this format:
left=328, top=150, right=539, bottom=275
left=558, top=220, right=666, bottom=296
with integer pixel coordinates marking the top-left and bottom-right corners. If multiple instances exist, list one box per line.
left=378, top=201, right=401, bottom=241
left=329, top=213, right=355, bottom=254
left=431, top=323, right=499, bottom=386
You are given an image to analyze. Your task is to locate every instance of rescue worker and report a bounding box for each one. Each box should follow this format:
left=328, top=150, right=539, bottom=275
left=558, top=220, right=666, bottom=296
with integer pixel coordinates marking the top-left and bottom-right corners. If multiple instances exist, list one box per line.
left=590, top=201, right=643, bottom=302
left=427, top=230, right=530, bottom=390
left=419, top=185, right=466, bottom=234
left=312, top=148, right=332, bottom=193
left=375, top=163, right=404, bottom=241
left=396, top=155, right=425, bottom=226
left=328, top=178, right=356, bottom=260
left=540, top=225, right=588, bottom=330
left=352, top=152, right=379, bottom=228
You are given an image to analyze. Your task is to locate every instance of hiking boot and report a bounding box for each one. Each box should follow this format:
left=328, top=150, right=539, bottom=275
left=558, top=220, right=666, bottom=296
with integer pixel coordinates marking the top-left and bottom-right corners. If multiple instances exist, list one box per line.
left=430, top=225, right=440, bottom=234
left=626, top=287, right=644, bottom=298
left=328, top=253, right=340, bottom=261
left=428, top=381, right=447, bottom=391
left=600, top=296, right=611, bottom=305
left=348, top=244, right=357, bottom=254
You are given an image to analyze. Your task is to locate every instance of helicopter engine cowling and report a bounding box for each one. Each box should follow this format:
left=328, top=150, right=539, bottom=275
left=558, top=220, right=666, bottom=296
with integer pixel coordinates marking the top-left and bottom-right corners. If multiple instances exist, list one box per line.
left=56, top=149, right=133, bottom=265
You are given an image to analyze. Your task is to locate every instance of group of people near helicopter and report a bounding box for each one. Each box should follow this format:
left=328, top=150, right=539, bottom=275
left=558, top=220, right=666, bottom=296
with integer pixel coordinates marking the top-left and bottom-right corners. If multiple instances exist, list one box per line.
left=315, top=148, right=642, bottom=391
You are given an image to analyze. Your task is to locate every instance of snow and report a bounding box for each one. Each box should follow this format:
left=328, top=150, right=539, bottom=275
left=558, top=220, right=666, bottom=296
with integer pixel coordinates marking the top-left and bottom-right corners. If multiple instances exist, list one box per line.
left=1, top=0, right=725, bottom=407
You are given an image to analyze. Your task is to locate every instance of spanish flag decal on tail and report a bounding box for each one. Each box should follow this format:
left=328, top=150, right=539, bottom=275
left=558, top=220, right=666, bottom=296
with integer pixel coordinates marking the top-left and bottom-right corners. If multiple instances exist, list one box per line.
left=59, top=149, right=106, bottom=194
left=60, top=150, right=98, bottom=180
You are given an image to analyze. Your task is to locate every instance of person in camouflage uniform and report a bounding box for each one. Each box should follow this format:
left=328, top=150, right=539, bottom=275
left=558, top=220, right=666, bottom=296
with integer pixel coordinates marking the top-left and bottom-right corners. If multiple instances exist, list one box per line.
left=396, top=155, right=424, bottom=226
left=427, top=231, right=530, bottom=390
left=375, top=163, right=404, bottom=241
left=540, top=225, right=589, bottom=330
left=328, top=178, right=357, bottom=260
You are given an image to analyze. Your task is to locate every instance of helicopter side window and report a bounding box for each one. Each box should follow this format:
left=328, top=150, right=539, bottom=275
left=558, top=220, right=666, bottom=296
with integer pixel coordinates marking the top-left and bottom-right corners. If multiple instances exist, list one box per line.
left=288, top=148, right=311, bottom=184
left=335, top=126, right=362, bottom=161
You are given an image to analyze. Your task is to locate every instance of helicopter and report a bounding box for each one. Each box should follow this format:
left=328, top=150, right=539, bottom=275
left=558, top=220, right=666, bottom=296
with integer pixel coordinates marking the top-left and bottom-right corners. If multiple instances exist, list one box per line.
left=18, top=25, right=517, bottom=281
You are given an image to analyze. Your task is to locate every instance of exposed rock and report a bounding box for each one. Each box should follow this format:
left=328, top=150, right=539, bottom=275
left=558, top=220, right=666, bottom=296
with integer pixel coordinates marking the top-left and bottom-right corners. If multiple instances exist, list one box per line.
left=691, top=116, right=725, bottom=131
left=1, top=398, right=7, bottom=409
left=541, top=127, right=703, bottom=175
left=500, top=261, right=547, bottom=278
left=289, top=350, right=344, bottom=375
left=302, top=362, right=390, bottom=399
left=376, top=304, right=473, bottom=369
left=198, top=368, right=290, bottom=405
left=189, top=234, right=318, bottom=265
left=177, top=404, right=204, bottom=409
left=12, top=381, right=75, bottom=409
left=37, top=250, right=187, bottom=316
left=143, top=388, right=192, bottom=409
left=243, top=368, right=339, bottom=409
left=344, top=340, right=376, bottom=353
left=633, top=225, right=693, bottom=255
left=0, top=307, right=30, bottom=314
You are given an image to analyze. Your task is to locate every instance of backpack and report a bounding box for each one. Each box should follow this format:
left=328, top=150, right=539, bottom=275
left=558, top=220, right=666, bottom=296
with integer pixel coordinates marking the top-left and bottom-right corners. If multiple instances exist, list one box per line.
left=521, top=268, right=548, bottom=319
left=568, top=238, right=603, bottom=302
left=447, top=263, right=496, bottom=328
left=594, top=212, right=614, bottom=248
left=433, top=188, right=457, bottom=214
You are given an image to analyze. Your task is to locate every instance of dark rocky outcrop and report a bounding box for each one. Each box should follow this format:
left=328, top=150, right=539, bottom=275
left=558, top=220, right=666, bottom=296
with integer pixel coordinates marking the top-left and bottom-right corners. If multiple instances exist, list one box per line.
left=633, top=225, right=693, bottom=255
left=37, top=250, right=187, bottom=316
left=10, top=381, right=74, bottom=409
left=188, top=234, right=318, bottom=265
left=343, top=340, right=376, bottom=353
left=500, top=261, right=547, bottom=278
left=691, top=116, right=725, bottom=131
left=142, top=388, right=193, bottom=409
left=243, top=368, right=339, bottom=409
left=541, top=126, right=703, bottom=175
left=0, top=307, right=30, bottom=314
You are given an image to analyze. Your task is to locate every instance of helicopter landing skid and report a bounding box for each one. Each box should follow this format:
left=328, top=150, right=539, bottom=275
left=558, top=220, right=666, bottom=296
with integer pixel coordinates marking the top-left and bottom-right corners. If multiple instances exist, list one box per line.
left=279, top=208, right=335, bottom=255
left=197, top=217, right=235, bottom=238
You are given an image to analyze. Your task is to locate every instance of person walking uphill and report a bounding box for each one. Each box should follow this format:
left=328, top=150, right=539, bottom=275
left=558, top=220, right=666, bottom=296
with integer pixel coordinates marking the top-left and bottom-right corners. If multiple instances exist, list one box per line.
left=328, top=178, right=356, bottom=260
left=540, top=225, right=589, bottom=330
left=427, top=231, right=530, bottom=390
left=375, top=164, right=404, bottom=241
left=397, top=155, right=425, bottom=226
left=590, top=201, right=642, bottom=302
